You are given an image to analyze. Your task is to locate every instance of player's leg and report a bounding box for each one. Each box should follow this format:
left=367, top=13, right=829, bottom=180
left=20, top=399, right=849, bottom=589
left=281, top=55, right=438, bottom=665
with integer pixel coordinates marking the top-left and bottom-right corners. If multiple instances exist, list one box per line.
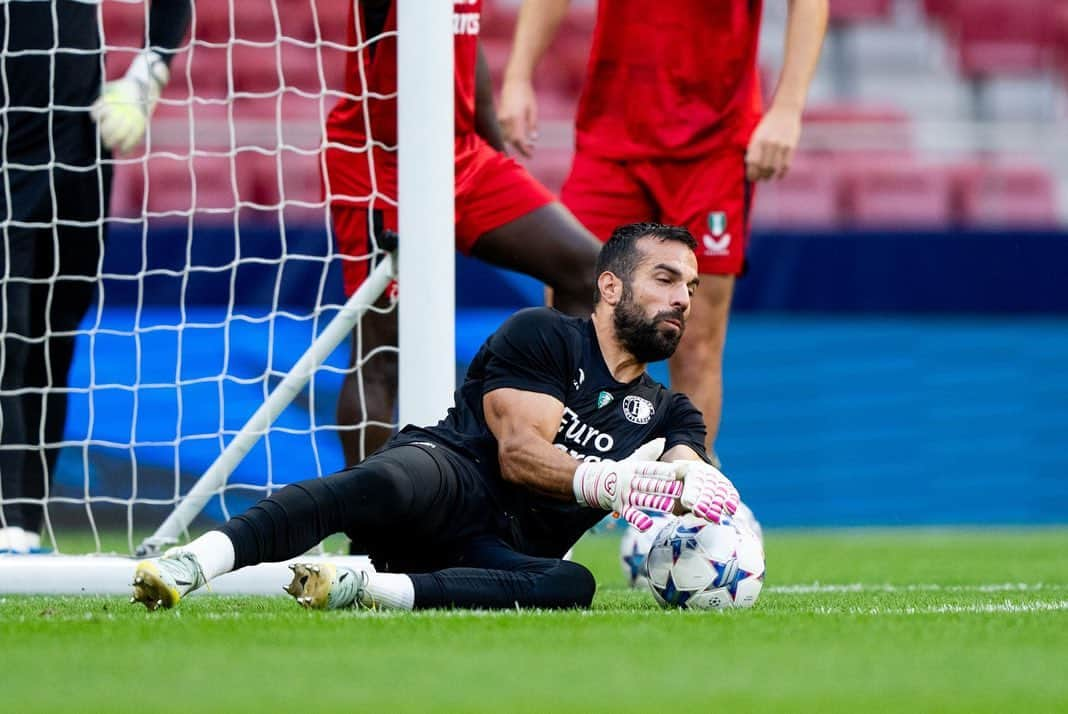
left=0, top=226, right=36, bottom=546
left=131, top=443, right=476, bottom=609
left=405, top=535, right=596, bottom=610
left=0, top=164, right=51, bottom=549
left=454, top=137, right=601, bottom=316
left=332, top=205, right=399, bottom=466
left=18, top=162, right=111, bottom=543
left=646, top=152, right=753, bottom=455
left=559, top=150, right=658, bottom=243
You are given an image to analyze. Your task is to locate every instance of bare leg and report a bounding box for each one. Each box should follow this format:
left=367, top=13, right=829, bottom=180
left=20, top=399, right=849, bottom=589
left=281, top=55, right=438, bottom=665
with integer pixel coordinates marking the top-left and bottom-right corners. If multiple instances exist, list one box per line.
left=470, top=203, right=600, bottom=317
left=669, top=274, right=734, bottom=454
left=336, top=296, right=398, bottom=466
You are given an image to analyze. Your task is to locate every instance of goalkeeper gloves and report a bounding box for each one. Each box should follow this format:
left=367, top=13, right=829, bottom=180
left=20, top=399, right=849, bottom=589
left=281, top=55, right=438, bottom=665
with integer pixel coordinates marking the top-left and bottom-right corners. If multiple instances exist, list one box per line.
left=675, top=461, right=739, bottom=525
left=572, top=439, right=682, bottom=532
left=91, top=50, right=170, bottom=153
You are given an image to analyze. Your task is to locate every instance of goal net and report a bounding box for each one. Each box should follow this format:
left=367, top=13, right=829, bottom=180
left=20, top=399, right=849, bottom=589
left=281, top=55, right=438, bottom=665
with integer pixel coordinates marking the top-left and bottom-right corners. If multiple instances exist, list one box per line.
left=0, top=0, right=454, bottom=592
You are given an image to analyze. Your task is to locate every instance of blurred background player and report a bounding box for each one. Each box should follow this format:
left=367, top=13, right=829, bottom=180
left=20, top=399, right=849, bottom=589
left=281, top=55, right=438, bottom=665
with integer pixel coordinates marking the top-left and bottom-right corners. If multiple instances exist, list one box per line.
left=325, top=0, right=603, bottom=466
left=498, top=0, right=828, bottom=460
left=0, top=0, right=191, bottom=553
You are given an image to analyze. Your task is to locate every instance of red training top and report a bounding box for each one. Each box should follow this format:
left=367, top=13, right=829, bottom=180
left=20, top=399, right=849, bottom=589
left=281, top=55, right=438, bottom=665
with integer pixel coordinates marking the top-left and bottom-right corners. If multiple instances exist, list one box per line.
left=326, top=0, right=482, bottom=148
left=575, top=0, right=764, bottom=160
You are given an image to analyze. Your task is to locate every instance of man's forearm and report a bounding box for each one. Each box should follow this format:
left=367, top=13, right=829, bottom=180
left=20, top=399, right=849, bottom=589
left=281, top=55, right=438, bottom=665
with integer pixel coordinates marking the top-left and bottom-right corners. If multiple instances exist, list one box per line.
left=148, top=0, right=193, bottom=65
left=498, top=431, right=582, bottom=501
left=771, top=0, right=828, bottom=112
left=503, top=0, right=571, bottom=83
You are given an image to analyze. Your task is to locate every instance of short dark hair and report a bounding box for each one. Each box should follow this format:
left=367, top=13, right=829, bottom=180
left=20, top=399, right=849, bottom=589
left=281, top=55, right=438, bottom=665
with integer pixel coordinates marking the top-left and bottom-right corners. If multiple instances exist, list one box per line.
left=593, top=222, right=697, bottom=303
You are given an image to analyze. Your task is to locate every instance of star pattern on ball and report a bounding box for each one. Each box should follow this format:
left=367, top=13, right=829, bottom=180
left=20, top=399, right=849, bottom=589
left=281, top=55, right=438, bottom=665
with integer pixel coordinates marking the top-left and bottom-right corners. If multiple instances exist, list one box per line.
left=622, top=543, right=646, bottom=581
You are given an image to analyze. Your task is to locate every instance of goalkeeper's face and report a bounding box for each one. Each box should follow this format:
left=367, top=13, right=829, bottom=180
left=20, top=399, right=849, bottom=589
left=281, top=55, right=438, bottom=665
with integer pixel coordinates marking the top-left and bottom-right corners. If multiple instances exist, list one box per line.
left=612, top=238, right=699, bottom=363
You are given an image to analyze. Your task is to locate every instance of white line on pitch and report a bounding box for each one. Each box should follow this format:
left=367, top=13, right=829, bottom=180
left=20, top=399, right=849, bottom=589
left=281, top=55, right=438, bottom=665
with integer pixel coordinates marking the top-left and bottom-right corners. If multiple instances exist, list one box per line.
left=811, top=600, right=1068, bottom=616
left=769, top=583, right=1063, bottom=594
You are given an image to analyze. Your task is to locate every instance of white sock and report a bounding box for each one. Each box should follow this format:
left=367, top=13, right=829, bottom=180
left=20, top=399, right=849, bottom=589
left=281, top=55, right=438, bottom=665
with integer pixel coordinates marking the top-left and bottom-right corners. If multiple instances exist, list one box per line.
left=361, top=572, right=415, bottom=610
left=182, top=530, right=236, bottom=582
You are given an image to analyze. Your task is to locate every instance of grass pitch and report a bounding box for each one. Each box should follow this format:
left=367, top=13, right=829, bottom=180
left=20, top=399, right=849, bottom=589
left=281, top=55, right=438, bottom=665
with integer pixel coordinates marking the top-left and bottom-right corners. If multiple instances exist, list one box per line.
left=2, top=528, right=1066, bottom=713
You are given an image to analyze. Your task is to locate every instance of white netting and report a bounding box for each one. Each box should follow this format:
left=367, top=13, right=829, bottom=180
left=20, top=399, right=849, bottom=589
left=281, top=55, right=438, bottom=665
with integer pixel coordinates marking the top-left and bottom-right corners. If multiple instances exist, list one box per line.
left=0, top=0, right=396, bottom=556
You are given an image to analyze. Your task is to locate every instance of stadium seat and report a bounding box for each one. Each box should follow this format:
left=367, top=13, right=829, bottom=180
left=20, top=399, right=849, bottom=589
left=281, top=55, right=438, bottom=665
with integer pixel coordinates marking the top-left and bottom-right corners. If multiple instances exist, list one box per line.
left=750, top=160, right=841, bottom=229
left=953, top=163, right=1058, bottom=226
left=840, top=160, right=953, bottom=227
left=952, top=0, right=1052, bottom=77
left=801, top=104, right=912, bottom=154
left=109, top=160, right=146, bottom=220
left=922, top=0, right=958, bottom=27
left=101, top=0, right=146, bottom=52
left=828, top=0, right=893, bottom=24
left=306, top=0, right=356, bottom=45
left=144, top=154, right=261, bottom=223
left=524, top=148, right=574, bottom=196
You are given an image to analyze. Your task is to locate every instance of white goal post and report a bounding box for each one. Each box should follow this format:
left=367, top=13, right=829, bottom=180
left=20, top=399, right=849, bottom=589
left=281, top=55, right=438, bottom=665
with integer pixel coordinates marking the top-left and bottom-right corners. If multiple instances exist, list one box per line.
left=0, top=0, right=455, bottom=594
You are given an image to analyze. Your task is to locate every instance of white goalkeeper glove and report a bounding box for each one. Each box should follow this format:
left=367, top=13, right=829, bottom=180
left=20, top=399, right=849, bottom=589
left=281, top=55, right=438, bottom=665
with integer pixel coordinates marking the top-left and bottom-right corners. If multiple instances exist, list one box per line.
left=675, top=460, right=740, bottom=525
left=572, top=438, right=682, bottom=532
left=91, top=50, right=170, bottom=153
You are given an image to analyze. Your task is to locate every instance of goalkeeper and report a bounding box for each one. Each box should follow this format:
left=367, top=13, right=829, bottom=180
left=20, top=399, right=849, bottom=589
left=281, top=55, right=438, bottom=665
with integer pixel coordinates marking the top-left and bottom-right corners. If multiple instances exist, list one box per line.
left=0, top=0, right=190, bottom=553
left=133, top=223, right=741, bottom=611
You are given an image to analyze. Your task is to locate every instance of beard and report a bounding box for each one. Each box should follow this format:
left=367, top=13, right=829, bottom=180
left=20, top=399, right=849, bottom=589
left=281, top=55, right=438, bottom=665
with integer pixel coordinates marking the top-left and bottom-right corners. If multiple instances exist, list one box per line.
left=612, top=288, right=685, bottom=364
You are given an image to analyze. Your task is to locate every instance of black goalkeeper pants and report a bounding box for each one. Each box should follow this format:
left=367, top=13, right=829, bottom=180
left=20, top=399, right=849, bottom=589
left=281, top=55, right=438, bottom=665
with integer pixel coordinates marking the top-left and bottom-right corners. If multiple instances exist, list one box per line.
left=0, top=142, right=111, bottom=533
left=219, top=443, right=596, bottom=610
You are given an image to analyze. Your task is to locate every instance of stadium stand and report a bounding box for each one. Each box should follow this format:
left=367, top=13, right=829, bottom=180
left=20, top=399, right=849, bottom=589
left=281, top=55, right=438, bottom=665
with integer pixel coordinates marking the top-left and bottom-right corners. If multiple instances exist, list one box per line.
left=100, top=0, right=1066, bottom=227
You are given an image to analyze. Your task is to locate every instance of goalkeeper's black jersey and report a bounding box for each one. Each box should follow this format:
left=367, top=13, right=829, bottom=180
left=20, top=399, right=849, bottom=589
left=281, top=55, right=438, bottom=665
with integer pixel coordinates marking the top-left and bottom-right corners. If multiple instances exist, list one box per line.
left=0, top=0, right=103, bottom=161
left=391, top=307, right=710, bottom=555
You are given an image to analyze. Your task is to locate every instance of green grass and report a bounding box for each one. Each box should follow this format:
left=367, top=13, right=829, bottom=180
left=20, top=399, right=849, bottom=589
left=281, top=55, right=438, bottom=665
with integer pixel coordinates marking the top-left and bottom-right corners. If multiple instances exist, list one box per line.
left=3, top=528, right=1067, bottom=713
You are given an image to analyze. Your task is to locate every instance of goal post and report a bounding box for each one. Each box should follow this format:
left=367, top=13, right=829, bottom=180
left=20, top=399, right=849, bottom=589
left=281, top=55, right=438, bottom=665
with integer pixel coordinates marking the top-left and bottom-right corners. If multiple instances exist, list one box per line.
left=0, top=0, right=455, bottom=595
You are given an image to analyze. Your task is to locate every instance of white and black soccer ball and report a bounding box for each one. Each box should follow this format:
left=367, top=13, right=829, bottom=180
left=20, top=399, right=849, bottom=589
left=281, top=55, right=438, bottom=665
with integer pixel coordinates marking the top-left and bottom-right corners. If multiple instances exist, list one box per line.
left=646, top=513, right=765, bottom=610
left=619, top=513, right=677, bottom=589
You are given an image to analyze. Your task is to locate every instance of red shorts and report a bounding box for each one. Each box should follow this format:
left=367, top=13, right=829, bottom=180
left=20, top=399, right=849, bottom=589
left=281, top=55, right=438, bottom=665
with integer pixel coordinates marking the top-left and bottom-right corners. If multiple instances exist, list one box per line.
left=326, top=133, right=555, bottom=295
left=560, top=149, right=754, bottom=275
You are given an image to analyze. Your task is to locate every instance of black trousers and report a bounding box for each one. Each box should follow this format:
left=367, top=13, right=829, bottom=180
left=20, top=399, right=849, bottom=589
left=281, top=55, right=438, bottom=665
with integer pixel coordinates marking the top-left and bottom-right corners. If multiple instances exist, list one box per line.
left=220, top=444, right=596, bottom=609
left=0, top=156, right=111, bottom=532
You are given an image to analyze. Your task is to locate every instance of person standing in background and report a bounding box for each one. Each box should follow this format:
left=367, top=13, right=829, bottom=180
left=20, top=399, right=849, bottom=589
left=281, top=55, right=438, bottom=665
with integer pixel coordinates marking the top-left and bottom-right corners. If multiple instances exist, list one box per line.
left=0, top=0, right=191, bottom=553
left=498, top=0, right=828, bottom=462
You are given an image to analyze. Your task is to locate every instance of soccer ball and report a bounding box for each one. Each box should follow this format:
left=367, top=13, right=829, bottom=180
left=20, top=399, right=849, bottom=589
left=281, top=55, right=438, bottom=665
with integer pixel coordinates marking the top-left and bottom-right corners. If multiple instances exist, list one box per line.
left=646, top=513, right=765, bottom=609
left=619, top=513, right=677, bottom=589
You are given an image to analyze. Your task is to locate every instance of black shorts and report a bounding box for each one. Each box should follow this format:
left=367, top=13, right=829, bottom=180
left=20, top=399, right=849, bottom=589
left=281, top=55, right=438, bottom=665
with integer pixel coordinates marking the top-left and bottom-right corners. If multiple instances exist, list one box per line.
left=346, top=442, right=510, bottom=574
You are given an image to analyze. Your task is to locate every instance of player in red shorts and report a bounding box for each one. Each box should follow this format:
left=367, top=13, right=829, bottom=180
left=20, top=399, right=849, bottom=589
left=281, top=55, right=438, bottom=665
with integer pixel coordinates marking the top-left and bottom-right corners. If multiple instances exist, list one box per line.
left=325, top=0, right=602, bottom=464
left=499, top=0, right=828, bottom=459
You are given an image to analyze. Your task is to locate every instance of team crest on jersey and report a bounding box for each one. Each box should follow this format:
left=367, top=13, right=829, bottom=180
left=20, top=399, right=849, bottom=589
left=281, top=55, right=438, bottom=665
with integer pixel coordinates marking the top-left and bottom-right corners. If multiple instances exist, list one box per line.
left=703, top=211, right=731, bottom=256
left=707, top=211, right=727, bottom=236
left=597, top=391, right=614, bottom=409
left=622, top=395, right=655, bottom=424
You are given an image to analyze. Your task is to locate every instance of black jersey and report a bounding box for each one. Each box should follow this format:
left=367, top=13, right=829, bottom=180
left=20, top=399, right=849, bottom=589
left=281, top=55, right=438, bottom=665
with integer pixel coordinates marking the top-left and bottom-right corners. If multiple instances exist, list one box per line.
left=392, top=307, right=709, bottom=556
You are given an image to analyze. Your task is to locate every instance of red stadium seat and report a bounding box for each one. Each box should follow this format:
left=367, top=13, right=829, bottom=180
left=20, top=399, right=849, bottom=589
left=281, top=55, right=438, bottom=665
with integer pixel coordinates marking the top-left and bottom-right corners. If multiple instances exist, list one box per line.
left=524, top=148, right=574, bottom=196
left=954, top=163, right=1058, bottom=227
left=953, top=0, right=1052, bottom=77
left=828, top=0, right=893, bottom=24
left=109, top=160, right=146, bottom=220
left=751, top=159, right=841, bottom=229
left=144, top=153, right=261, bottom=223
left=922, top=0, right=959, bottom=26
left=840, top=160, right=953, bottom=227
left=307, top=0, right=356, bottom=46
left=101, top=0, right=146, bottom=52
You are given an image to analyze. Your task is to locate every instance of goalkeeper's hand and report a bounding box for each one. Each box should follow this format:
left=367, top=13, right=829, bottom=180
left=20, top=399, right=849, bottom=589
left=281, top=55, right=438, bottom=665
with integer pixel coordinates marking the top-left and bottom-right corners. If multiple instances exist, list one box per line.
left=572, top=438, right=682, bottom=532
left=675, top=460, right=740, bottom=525
left=91, top=51, right=170, bottom=153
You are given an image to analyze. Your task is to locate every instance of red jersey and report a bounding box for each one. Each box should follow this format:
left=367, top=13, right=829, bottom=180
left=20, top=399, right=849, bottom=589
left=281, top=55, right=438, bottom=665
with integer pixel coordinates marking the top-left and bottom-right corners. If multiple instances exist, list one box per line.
left=575, top=0, right=764, bottom=160
left=325, top=0, right=481, bottom=148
